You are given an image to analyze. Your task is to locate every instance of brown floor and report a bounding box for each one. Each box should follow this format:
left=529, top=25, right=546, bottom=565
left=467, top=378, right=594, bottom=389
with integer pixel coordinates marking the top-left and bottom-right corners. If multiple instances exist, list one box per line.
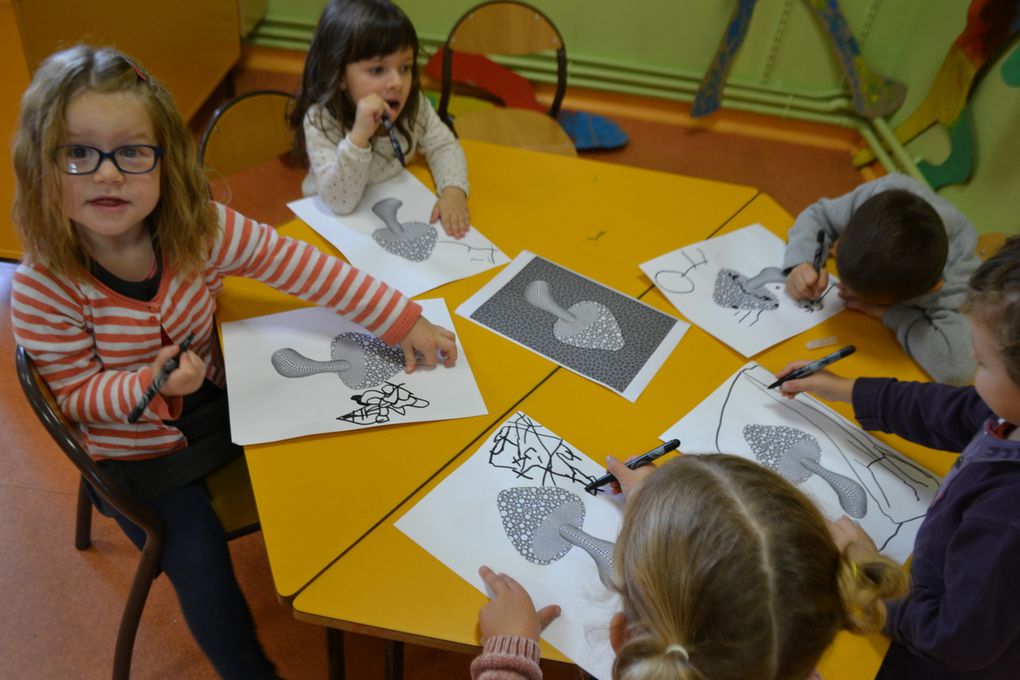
left=0, top=63, right=868, bottom=679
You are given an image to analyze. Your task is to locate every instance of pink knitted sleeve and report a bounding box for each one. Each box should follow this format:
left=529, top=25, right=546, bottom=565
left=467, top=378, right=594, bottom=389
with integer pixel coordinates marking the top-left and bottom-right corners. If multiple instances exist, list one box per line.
left=470, top=635, right=543, bottom=680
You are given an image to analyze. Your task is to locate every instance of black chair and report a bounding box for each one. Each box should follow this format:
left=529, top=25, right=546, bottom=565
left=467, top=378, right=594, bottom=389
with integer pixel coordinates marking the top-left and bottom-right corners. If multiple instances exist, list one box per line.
left=15, top=345, right=260, bottom=679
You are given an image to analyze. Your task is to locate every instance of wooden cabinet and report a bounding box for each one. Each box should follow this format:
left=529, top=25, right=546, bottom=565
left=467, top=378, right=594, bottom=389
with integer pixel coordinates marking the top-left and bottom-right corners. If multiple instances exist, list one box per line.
left=0, top=0, right=240, bottom=259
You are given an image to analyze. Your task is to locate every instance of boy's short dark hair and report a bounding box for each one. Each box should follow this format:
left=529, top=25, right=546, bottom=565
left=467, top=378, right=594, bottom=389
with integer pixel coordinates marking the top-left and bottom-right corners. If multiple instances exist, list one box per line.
left=835, top=189, right=948, bottom=302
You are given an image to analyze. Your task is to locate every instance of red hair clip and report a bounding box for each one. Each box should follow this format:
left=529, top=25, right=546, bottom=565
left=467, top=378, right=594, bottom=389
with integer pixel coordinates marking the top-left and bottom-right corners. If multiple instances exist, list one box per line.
left=127, top=60, right=148, bottom=81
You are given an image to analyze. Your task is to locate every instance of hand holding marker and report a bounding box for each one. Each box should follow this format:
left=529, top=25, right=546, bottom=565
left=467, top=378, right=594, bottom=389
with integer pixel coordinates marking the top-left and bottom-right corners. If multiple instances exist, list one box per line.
left=128, top=333, right=195, bottom=423
left=768, top=345, right=856, bottom=390
left=584, top=439, right=681, bottom=495
left=381, top=113, right=405, bottom=167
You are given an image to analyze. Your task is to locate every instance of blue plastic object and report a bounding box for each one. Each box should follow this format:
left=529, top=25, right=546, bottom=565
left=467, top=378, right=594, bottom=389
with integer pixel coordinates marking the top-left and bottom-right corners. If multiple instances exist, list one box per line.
left=557, top=110, right=628, bottom=151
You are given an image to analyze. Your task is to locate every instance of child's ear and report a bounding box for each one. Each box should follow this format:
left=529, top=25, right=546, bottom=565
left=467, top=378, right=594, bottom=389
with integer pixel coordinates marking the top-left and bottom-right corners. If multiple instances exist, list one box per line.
left=609, top=612, right=629, bottom=653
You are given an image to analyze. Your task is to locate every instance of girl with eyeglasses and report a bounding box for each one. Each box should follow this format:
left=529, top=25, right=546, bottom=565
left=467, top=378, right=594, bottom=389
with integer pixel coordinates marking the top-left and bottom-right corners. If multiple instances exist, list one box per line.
left=10, top=44, right=458, bottom=679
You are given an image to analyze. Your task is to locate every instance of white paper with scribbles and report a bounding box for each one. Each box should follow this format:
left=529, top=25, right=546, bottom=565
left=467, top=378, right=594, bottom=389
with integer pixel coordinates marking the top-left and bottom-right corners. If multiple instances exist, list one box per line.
left=640, top=224, right=844, bottom=356
left=662, top=362, right=940, bottom=562
left=397, top=412, right=622, bottom=679
left=288, top=171, right=509, bottom=298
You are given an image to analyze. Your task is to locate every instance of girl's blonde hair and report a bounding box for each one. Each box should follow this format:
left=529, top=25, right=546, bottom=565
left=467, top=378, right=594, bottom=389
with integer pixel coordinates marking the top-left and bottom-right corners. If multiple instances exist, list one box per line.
left=962, top=235, right=1020, bottom=385
left=12, top=44, right=216, bottom=279
left=612, top=454, right=906, bottom=680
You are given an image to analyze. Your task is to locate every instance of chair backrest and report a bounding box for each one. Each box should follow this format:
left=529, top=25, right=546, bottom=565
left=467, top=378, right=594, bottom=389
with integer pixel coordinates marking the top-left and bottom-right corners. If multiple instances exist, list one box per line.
left=198, top=89, right=297, bottom=178
left=439, top=1, right=567, bottom=123
left=15, top=345, right=161, bottom=533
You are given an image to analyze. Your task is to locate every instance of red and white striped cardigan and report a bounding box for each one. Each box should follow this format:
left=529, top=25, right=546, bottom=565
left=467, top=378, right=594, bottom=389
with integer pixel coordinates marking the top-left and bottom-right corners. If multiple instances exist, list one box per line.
left=11, top=203, right=421, bottom=460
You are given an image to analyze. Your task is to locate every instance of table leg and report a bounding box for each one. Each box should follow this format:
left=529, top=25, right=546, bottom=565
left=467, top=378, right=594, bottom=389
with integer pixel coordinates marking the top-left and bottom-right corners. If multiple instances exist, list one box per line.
left=326, top=628, right=345, bottom=680
left=384, top=639, right=404, bottom=680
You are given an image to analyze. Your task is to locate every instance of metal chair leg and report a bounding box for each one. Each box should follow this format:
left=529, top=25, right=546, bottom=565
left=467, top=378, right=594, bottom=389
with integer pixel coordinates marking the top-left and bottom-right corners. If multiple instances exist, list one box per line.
left=75, top=477, right=93, bottom=550
left=327, top=628, right=346, bottom=680
left=384, top=639, right=404, bottom=680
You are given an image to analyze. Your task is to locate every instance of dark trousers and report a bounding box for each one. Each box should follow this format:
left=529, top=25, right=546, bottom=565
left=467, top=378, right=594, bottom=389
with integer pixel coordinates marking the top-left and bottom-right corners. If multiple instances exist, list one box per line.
left=115, top=483, right=277, bottom=679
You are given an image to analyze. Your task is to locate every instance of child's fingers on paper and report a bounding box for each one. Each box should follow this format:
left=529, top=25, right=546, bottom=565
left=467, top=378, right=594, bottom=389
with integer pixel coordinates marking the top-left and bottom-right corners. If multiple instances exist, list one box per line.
left=429, top=200, right=441, bottom=224
left=537, top=604, right=562, bottom=630
left=400, top=344, right=418, bottom=373
left=479, top=565, right=506, bottom=594
left=436, top=329, right=458, bottom=367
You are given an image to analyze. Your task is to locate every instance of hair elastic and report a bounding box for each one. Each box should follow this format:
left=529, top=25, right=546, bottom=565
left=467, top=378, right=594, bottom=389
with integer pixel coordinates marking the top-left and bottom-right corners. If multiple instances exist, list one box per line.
left=665, top=644, right=689, bottom=661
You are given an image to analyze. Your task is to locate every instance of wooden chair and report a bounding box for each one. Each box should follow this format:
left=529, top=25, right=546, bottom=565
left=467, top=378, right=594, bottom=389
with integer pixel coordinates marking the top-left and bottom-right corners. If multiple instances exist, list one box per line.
left=15, top=345, right=260, bottom=680
left=198, top=89, right=305, bottom=225
left=437, top=1, right=576, bottom=157
left=198, top=89, right=297, bottom=177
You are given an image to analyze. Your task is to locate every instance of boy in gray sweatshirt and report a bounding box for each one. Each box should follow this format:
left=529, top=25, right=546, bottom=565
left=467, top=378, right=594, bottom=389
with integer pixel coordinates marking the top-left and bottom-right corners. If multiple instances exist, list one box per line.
left=784, top=174, right=979, bottom=385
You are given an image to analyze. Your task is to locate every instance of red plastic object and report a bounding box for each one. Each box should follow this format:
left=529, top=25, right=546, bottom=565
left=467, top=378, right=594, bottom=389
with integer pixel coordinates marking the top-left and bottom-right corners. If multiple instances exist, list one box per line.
left=425, top=47, right=546, bottom=112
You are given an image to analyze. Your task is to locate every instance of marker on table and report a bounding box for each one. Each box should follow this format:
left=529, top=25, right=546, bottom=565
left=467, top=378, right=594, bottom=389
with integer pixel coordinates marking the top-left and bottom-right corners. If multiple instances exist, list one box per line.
left=128, top=333, right=196, bottom=423
left=584, top=439, right=681, bottom=495
left=381, top=113, right=406, bottom=167
left=767, top=344, right=856, bottom=390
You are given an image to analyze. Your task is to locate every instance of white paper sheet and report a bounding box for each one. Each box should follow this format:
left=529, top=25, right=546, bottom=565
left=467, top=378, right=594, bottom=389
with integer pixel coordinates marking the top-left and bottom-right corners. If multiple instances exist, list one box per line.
left=640, top=224, right=844, bottom=357
left=457, top=251, right=689, bottom=401
left=396, top=412, right=622, bottom=679
left=288, top=172, right=510, bottom=298
left=220, top=299, right=486, bottom=445
left=661, top=362, right=940, bottom=563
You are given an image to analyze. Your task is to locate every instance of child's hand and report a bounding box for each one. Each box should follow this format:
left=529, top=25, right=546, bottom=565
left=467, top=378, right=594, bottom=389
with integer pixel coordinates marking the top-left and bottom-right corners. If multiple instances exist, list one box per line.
left=398, top=316, right=458, bottom=372
left=828, top=516, right=878, bottom=557
left=838, top=284, right=890, bottom=321
left=150, top=344, right=205, bottom=398
left=786, top=262, right=829, bottom=300
left=605, top=455, right=659, bottom=498
left=349, top=93, right=392, bottom=149
left=430, top=187, right=470, bottom=238
left=775, top=361, right=855, bottom=402
left=477, top=566, right=560, bottom=643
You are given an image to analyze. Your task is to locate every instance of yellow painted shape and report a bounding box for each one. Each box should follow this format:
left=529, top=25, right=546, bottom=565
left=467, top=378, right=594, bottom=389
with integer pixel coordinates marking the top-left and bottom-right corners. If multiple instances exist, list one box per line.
left=854, top=47, right=978, bottom=167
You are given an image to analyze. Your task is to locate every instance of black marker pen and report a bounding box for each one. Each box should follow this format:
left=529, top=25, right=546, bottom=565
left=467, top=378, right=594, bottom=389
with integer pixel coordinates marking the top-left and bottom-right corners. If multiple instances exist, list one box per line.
left=584, top=439, right=681, bottom=495
left=768, top=344, right=856, bottom=390
left=128, top=333, right=195, bottom=423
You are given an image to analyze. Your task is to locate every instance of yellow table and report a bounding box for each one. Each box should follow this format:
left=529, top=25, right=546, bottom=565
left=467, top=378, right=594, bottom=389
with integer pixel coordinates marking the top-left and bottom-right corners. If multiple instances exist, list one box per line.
left=290, top=192, right=955, bottom=680
left=215, top=140, right=758, bottom=598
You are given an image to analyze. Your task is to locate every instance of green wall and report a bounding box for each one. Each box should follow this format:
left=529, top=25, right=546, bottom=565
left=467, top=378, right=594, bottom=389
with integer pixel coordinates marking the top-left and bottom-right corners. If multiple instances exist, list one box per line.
left=254, top=0, right=1019, bottom=234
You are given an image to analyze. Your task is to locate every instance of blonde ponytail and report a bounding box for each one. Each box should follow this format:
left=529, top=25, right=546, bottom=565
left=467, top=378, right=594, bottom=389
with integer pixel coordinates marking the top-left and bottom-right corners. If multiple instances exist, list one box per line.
left=837, top=553, right=908, bottom=633
left=614, top=635, right=702, bottom=680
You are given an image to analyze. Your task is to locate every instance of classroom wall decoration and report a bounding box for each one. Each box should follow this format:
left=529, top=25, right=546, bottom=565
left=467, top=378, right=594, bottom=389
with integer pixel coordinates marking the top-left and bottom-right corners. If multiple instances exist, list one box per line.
left=396, top=412, right=623, bottom=679
left=661, top=363, right=941, bottom=562
left=220, top=299, right=486, bottom=445
left=457, top=251, right=690, bottom=401
left=640, top=224, right=843, bottom=357
left=287, top=171, right=510, bottom=298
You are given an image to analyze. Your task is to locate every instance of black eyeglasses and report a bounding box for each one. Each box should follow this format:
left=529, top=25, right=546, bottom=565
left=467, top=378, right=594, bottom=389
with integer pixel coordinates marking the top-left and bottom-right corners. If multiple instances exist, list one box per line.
left=57, top=144, right=163, bottom=175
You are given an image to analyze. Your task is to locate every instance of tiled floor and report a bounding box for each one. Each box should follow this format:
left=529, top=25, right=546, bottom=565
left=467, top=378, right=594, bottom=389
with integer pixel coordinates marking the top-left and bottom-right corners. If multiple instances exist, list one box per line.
left=0, top=62, right=867, bottom=679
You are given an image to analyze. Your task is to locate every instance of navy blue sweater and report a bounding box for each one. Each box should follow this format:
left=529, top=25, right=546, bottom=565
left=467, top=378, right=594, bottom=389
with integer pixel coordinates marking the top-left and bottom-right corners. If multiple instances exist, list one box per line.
left=853, top=378, right=1020, bottom=680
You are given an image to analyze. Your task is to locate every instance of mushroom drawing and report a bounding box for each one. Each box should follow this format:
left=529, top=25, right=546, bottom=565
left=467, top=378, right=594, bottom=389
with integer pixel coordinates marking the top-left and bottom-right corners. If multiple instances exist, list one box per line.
left=523, top=279, right=624, bottom=351
left=713, top=267, right=783, bottom=312
left=497, top=486, right=615, bottom=587
left=371, top=197, right=437, bottom=262
left=743, top=424, right=867, bottom=518
left=271, top=332, right=405, bottom=390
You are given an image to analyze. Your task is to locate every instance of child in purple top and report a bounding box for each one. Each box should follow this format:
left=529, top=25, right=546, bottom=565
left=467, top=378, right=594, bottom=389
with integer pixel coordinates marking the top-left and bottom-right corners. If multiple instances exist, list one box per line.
left=777, top=236, right=1020, bottom=679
